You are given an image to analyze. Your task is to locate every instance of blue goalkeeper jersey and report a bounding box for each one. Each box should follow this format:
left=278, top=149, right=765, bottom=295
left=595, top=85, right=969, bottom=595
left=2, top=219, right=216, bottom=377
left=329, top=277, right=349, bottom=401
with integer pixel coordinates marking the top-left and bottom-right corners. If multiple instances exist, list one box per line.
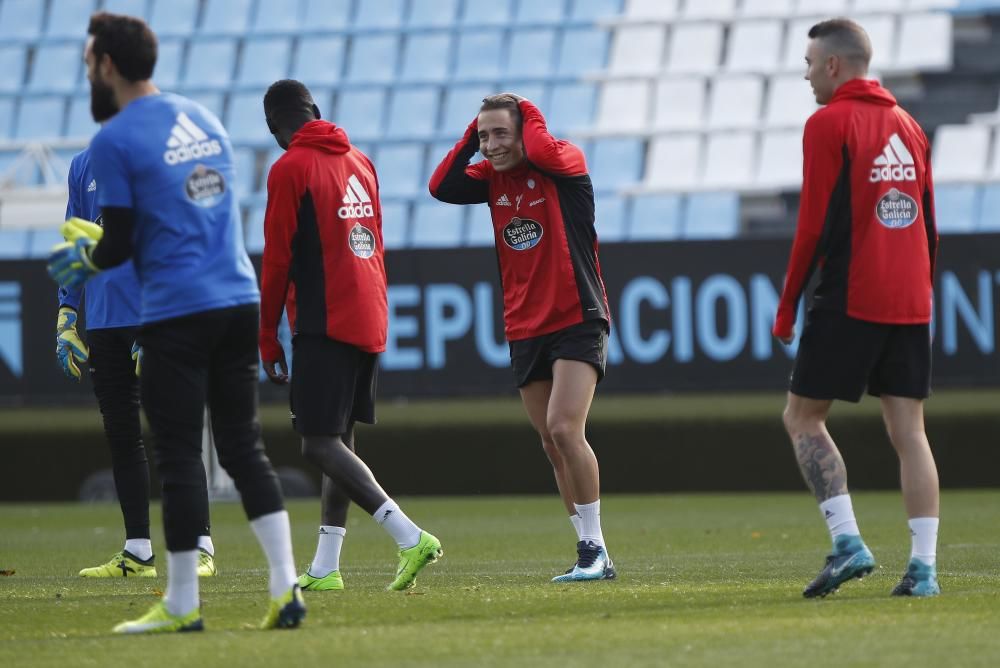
left=58, top=147, right=141, bottom=330
left=89, top=92, right=259, bottom=324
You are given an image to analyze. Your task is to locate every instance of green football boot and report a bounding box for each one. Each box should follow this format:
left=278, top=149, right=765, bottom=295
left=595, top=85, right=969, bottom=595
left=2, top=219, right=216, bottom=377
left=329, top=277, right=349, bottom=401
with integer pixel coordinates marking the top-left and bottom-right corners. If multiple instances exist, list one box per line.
left=196, top=548, right=217, bottom=577
left=79, top=550, right=156, bottom=578
left=298, top=569, right=344, bottom=591
left=260, top=584, right=306, bottom=630
left=388, top=531, right=443, bottom=591
left=112, top=601, right=203, bottom=634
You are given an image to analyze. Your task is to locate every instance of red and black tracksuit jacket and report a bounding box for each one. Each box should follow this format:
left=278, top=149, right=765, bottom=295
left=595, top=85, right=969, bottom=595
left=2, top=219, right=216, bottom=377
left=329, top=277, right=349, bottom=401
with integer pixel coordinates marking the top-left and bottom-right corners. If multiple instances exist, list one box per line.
left=259, top=120, right=387, bottom=362
left=429, top=100, right=610, bottom=341
left=773, top=79, right=938, bottom=339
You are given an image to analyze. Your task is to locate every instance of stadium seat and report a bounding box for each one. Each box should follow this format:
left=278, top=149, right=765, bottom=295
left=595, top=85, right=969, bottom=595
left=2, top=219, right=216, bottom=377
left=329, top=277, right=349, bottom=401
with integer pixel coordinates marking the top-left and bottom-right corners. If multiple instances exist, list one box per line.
left=569, top=0, right=624, bottom=22
left=374, top=144, right=426, bottom=198
left=148, top=0, right=199, bottom=37
left=461, top=0, right=514, bottom=26
left=0, top=97, right=14, bottom=140
left=932, top=124, right=990, bottom=182
left=291, top=36, right=346, bottom=88
left=334, top=88, right=387, bottom=141
left=506, top=29, right=557, bottom=79
left=183, top=40, right=238, bottom=89
left=681, top=0, right=737, bottom=19
left=764, top=74, right=819, bottom=128
left=408, top=0, right=461, bottom=28
left=896, top=13, right=953, bottom=71
left=852, top=0, right=906, bottom=12
left=244, top=204, right=266, bottom=253
left=725, top=20, right=783, bottom=74
left=14, top=96, right=65, bottom=141
left=989, top=126, right=1000, bottom=179
left=795, top=0, right=848, bottom=14
left=738, top=0, right=794, bottom=17
left=977, top=184, right=1000, bottom=231
left=515, top=0, right=566, bottom=24
left=156, top=40, right=184, bottom=91
left=663, top=23, right=723, bottom=76
left=186, top=91, right=225, bottom=122
left=27, top=228, right=64, bottom=259
left=0, top=229, right=31, bottom=259
left=628, top=193, right=683, bottom=240
left=200, top=0, right=253, bottom=35
left=226, top=91, right=271, bottom=145
left=594, top=194, right=628, bottom=242
left=755, top=129, right=803, bottom=190
left=643, top=134, right=701, bottom=191
left=0, top=46, right=27, bottom=95
left=454, top=31, right=505, bottom=82
left=381, top=200, right=411, bottom=250
left=501, top=82, right=547, bottom=109
left=65, top=95, right=98, bottom=140
left=856, top=14, right=897, bottom=72
left=441, top=84, right=494, bottom=136
left=934, top=184, right=979, bottom=233
left=346, top=35, right=400, bottom=84
left=782, top=18, right=816, bottom=72
left=46, top=0, right=97, bottom=39
left=465, top=202, right=495, bottom=246
left=588, top=137, right=644, bottom=190
left=707, top=76, right=764, bottom=129
left=251, top=0, right=302, bottom=34
left=103, top=0, right=148, bottom=20
left=0, top=0, right=45, bottom=42
left=595, top=80, right=650, bottom=133
left=683, top=192, right=741, bottom=238
left=27, top=43, right=82, bottom=94
left=400, top=32, right=453, bottom=84
left=620, top=0, right=679, bottom=21
left=231, top=146, right=255, bottom=201
left=259, top=147, right=284, bottom=190
left=236, top=37, right=292, bottom=89
left=652, top=77, right=706, bottom=131
left=410, top=199, right=465, bottom=248
left=354, top=0, right=406, bottom=30
left=547, top=82, right=597, bottom=134
left=607, top=25, right=665, bottom=76
left=556, top=27, right=610, bottom=77
left=701, top=132, right=756, bottom=189
left=385, top=88, right=439, bottom=139
left=300, top=0, right=352, bottom=32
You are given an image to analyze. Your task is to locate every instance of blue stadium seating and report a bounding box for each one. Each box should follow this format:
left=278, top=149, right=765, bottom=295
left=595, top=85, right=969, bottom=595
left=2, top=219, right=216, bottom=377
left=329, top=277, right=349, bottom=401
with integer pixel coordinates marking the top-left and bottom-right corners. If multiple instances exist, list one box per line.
left=441, top=83, right=493, bottom=136
left=0, top=46, right=26, bottom=94
left=301, top=0, right=353, bottom=33
left=186, top=91, right=225, bottom=121
left=934, top=184, right=979, bottom=233
left=595, top=194, right=628, bottom=242
left=453, top=31, right=505, bottom=82
left=589, top=138, right=644, bottom=191
left=556, top=28, right=609, bottom=77
left=546, top=82, right=596, bottom=133
left=0, top=96, right=14, bottom=139
left=225, top=91, right=270, bottom=145
left=410, top=198, right=465, bottom=248
left=374, top=143, right=426, bottom=198
left=236, top=37, right=292, bottom=89
left=27, top=43, right=81, bottom=94
left=628, top=193, right=683, bottom=240
left=102, top=0, right=148, bottom=20
left=0, top=229, right=31, bottom=258
left=423, top=141, right=455, bottom=186
left=200, top=0, right=253, bottom=36
left=0, top=0, right=45, bottom=42
left=977, top=184, right=1000, bottom=231
left=408, top=0, right=460, bottom=28
left=354, top=0, right=406, bottom=30
left=244, top=204, right=265, bottom=253
left=501, top=82, right=546, bottom=109
left=183, top=40, right=238, bottom=89
left=334, top=88, right=387, bottom=141
left=231, top=146, right=255, bottom=201
left=516, top=0, right=568, bottom=25
left=465, top=202, right=495, bottom=246
left=260, top=147, right=285, bottom=190
left=27, top=228, right=64, bottom=258
left=291, top=36, right=346, bottom=88
left=385, top=87, right=440, bottom=139
left=45, top=0, right=97, bottom=40
left=251, top=0, right=302, bottom=34
left=683, top=192, right=741, bottom=239
left=569, top=0, right=623, bottom=22
left=148, top=0, right=198, bottom=38
left=346, top=34, right=399, bottom=84
left=14, top=96, right=64, bottom=141
left=399, top=32, right=453, bottom=84
left=461, top=0, right=513, bottom=26
left=381, top=200, right=411, bottom=249
left=155, top=40, right=184, bottom=90
left=65, top=95, right=98, bottom=139
left=506, top=29, right=557, bottom=79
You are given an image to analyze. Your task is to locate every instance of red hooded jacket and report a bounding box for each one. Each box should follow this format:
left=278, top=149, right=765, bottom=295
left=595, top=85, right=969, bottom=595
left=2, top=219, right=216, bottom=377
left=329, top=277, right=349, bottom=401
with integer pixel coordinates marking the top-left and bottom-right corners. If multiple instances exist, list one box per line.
left=773, top=79, right=938, bottom=339
left=259, top=120, right=387, bottom=360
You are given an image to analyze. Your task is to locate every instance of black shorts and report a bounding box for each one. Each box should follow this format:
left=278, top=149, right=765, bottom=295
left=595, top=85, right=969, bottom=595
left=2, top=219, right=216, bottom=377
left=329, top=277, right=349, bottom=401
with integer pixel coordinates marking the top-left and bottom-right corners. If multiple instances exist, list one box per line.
left=509, top=319, right=609, bottom=388
left=790, top=309, right=931, bottom=403
left=290, top=334, right=378, bottom=436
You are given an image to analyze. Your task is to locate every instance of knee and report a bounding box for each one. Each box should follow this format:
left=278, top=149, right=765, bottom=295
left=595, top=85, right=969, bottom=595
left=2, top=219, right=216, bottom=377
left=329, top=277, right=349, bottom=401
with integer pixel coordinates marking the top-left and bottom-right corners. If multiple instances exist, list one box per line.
left=540, top=436, right=564, bottom=469
left=300, top=436, right=341, bottom=467
left=546, top=417, right=582, bottom=450
left=782, top=403, right=824, bottom=437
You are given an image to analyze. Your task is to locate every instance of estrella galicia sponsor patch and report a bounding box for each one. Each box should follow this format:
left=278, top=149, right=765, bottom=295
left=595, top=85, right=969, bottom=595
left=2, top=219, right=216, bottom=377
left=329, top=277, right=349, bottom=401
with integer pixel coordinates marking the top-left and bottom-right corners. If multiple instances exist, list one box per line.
left=184, top=164, right=226, bottom=208
left=502, top=217, right=543, bottom=251
left=875, top=188, right=919, bottom=229
left=349, top=223, right=376, bottom=259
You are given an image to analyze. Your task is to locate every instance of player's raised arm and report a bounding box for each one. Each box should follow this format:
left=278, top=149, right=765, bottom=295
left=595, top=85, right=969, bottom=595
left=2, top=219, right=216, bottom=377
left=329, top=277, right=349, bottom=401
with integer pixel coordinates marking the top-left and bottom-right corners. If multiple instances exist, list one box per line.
left=518, top=99, right=587, bottom=177
left=428, top=119, right=490, bottom=204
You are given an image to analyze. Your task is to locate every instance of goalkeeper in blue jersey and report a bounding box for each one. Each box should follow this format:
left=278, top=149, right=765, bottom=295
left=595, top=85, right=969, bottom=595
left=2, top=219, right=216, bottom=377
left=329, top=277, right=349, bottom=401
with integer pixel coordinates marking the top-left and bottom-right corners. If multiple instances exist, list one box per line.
left=48, top=12, right=303, bottom=633
left=58, top=141, right=217, bottom=578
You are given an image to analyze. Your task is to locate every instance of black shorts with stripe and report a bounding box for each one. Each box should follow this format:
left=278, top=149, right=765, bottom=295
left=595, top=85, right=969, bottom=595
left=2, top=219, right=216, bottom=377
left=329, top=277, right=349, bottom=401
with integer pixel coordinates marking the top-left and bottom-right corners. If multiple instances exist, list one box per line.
left=290, top=334, right=377, bottom=436
left=509, top=319, right=609, bottom=388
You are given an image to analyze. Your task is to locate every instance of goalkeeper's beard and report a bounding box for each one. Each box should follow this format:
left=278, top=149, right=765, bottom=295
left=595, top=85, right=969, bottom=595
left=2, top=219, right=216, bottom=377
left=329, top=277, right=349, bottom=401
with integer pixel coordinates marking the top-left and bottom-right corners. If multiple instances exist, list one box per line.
left=90, top=79, right=119, bottom=123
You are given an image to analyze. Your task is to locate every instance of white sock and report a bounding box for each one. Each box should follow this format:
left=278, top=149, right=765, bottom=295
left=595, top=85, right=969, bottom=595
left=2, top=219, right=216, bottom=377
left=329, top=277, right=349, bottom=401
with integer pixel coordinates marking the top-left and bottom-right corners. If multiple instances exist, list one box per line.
left=909, top=517, right=939, bottom=565
left=249, top=510, right=298, bottom=598
left=373, top=499, right=422, bottom=550
left=164, top=549, right=199, bottom=616
left=819, top=494, right=861, bottom=541
left=197, top=535, right=214, bottom=556
left=569, top=513, right=583, bottom=541
left=574, top=500, right=604, bottom=547
left=124, top=538, right=153, bottom=562
left=309, top=525, right=346, bottom=576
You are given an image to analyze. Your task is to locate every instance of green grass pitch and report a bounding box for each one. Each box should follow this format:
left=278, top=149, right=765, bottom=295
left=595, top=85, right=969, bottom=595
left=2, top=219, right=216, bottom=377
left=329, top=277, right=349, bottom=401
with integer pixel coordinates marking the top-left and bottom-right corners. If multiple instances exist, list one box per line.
left=1, top=492, right=998, bottom=667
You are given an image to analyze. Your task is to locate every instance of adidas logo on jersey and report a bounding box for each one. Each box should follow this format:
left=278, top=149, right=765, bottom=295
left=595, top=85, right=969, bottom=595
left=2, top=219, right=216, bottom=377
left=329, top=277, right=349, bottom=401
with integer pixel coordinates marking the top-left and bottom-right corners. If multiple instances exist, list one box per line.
left=338, top=174, right=374, bottom=219
left=163, top=112, right=222, bottom=166
left=870, top=133, right=916, bottom=183
left=87, top=179, right=96, bottom=192
left=496, top=194, right=512, bottom=207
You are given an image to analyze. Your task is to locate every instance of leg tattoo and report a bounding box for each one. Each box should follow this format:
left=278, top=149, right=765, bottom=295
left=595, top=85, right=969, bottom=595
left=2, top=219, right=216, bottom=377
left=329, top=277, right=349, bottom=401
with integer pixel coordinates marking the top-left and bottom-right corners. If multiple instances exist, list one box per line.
left=794, top=432, right=848, bottom=502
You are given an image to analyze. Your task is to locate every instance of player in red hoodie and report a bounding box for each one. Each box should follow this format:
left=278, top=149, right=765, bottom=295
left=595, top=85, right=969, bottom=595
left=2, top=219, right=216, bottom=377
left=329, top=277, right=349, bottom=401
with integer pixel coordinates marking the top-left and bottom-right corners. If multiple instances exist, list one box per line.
left=774, top=20, right=940, bottom=598
left=259, top=80, right=441, bottom=592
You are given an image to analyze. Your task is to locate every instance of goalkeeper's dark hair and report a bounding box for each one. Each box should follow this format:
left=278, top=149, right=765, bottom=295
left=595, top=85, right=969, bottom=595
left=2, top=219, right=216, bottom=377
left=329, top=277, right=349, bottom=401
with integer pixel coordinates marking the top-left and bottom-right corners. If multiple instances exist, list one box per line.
left=264, top=79, right=320, bottom=132
left=87, top=12, right=157, bottom=82
left=808, top=18, right=872, bottom=70
left=480, top=94, right=523, bottom=131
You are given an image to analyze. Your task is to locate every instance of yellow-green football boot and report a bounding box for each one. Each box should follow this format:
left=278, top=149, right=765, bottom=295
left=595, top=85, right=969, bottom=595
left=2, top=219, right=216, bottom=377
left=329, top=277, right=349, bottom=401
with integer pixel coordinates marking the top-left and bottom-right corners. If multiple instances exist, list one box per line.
left=79, top=550, right=156, bottom=578
left=297, top=569, right=344, bottom=591
left=196, top=548, right=217, bottom=577
left=260, top=584, right=306, bottom=630
left=388, top=531, right=443, bottom=591
left=112, top=601, right=203, bottom=634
